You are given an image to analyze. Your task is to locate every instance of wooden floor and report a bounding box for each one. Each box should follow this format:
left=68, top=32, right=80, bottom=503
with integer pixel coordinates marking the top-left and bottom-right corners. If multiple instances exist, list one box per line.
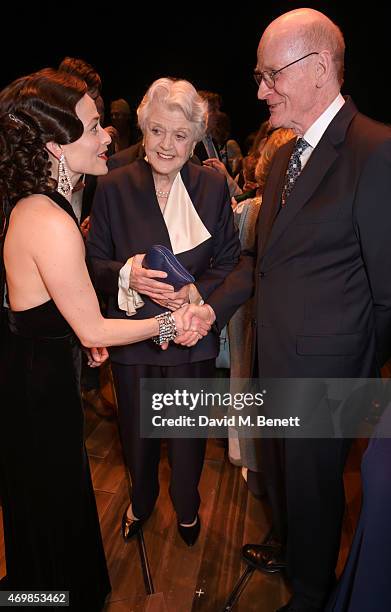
left=0, top=375, right=364, bottom=612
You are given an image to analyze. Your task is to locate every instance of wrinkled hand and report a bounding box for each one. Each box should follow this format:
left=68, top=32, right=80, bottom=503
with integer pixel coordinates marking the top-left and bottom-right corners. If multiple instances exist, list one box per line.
left=159, top=304, right=215, bottom=350
left=154, top=284, right=191, bottom=310
left=84, top=346, right=109, bottom=367
left=80, top=215, right=90, bottom=239
left=173, top=304, right=215, bottom=347
left=130, top=253, right=174, bottom=300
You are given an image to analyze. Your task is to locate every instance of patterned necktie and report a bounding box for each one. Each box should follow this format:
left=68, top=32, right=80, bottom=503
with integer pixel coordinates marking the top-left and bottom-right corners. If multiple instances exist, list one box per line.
left=281, top=138, right=310, bottom=207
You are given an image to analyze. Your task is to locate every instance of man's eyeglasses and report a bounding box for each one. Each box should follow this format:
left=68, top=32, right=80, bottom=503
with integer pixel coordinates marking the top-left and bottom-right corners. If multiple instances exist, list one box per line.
left=253, top=52, right=319, bottom=89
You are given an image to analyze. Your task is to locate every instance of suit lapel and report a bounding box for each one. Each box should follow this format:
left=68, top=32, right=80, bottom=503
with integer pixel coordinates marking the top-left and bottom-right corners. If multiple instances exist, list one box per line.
left=263, top=139, right=338, bottom=256
left=258, top=139, right=294, bottom=260
left=133, top=159, right=173, bottom=250
left=260, top=97, right=358, bottom=261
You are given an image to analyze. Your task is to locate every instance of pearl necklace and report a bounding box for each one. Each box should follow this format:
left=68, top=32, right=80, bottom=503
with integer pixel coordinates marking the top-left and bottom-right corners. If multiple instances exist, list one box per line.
left=156, top=189, right=170, bottom=198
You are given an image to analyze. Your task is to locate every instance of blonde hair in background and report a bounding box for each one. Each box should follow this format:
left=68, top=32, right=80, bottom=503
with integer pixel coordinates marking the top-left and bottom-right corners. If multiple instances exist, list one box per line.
left=255, top=128, right=295, bottom=193
left=137, top=77, right=208, bottom=142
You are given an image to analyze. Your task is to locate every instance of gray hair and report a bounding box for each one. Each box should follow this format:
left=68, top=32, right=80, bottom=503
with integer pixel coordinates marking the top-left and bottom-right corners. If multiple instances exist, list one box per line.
left=137, top=77, right=208, bottom=142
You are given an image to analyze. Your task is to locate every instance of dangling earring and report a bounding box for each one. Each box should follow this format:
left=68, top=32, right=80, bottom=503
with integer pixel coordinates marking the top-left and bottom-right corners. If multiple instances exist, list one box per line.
left=57, top=153, right=73, bottom=197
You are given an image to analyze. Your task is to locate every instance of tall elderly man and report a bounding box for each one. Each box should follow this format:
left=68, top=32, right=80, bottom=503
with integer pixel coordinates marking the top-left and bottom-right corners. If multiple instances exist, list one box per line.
left=201, top=8, right=391, bottom=612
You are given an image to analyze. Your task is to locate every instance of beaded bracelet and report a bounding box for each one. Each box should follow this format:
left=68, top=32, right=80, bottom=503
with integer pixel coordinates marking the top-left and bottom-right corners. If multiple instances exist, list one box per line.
left=153, top=311, right=178, bottom=345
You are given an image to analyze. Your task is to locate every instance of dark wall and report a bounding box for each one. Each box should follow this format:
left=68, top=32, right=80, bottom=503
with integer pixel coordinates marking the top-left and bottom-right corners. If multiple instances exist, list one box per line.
left=1, top=2, right=388, bottom=148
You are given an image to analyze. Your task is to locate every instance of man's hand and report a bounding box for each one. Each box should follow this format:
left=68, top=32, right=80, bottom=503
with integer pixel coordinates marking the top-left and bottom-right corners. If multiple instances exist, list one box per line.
left=130, top=253, right=174, bottom=300
left=171, top=304, right=216, bottom=347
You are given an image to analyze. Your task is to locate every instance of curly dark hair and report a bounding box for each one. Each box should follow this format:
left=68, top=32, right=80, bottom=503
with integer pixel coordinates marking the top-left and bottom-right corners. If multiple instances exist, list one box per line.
left=58, top=57, right=102, bottom=95
left=0, top=68, right=87, bottom=220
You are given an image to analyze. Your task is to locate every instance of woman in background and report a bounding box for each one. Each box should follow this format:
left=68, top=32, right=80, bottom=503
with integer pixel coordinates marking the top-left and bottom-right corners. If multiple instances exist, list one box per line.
left=227, top=128, right=295, bottom=491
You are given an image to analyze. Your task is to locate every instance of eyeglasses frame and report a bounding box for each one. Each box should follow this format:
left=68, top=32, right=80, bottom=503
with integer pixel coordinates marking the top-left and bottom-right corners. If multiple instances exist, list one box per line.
left=254, top=52, right=319, bottom=88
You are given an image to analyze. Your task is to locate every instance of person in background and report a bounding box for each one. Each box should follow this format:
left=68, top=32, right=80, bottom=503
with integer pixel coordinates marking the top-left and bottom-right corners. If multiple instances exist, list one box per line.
left=207, top=110, right=243, bottom=177
left=197, top=90, right=222, bottom=113
left=194, top=89, right=223, bottom=162
left=87, top=77, right=239, bottom=547
left=227, top=128, right=294, bottom=494
left=110, top=98, right=133, bottom=152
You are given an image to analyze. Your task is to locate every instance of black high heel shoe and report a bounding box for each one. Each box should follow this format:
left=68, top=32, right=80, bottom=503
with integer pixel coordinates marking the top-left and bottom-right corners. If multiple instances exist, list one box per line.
left=121, top=505, right=149, bottom=541
left=177, top=514, right=201, bottom=546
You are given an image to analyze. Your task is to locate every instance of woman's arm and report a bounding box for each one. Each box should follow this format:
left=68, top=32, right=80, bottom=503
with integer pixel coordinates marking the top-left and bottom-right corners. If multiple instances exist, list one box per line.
left=26, top=204, right=209, bottom=347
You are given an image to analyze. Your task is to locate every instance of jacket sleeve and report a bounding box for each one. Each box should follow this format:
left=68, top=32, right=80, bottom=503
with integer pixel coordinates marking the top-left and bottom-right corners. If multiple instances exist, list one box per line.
left=194, top=179, right=241, bottom=300
left=206, top=248, right=255, bottom=332
left=354, top=136, right=391, bottom=367
left=86, top=181, right=124, bottom=296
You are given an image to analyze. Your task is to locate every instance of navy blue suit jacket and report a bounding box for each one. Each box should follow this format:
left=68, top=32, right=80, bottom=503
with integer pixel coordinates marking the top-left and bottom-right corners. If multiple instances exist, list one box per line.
left=87, top=159, right=240, bottom=365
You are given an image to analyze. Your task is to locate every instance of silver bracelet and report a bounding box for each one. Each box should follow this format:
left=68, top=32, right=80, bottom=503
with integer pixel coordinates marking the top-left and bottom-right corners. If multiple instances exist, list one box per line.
left=153, top=311, right=178, bottom=345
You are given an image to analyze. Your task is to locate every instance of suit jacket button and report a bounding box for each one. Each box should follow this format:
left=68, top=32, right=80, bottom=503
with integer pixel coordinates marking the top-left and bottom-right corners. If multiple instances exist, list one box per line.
left=259, top=271, right=265, bottom=277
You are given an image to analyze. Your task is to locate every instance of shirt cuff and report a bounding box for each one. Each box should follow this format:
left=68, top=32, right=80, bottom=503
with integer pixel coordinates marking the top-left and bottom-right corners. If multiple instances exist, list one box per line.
left=118, top=257, right=144, bottom=316
left=188, top=283, right=204, bottom=305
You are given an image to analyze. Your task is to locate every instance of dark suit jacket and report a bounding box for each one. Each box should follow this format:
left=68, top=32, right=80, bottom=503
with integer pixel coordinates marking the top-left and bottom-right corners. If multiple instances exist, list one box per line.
left=87, top=159, right=240, bottom=365
left=208, top=97, right=391, bottom=378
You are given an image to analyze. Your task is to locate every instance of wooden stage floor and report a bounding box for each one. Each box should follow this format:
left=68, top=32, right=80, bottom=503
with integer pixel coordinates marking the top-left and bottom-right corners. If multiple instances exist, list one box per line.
left=0, top=384, right=364, bottom=611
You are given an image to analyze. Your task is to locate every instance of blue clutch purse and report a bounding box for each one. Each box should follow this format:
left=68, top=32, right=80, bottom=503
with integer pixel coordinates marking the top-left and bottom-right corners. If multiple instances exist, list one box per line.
left=142, top=245, right=195, bottom=291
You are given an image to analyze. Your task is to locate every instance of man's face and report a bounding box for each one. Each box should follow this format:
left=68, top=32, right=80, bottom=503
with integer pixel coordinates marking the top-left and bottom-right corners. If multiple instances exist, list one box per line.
left=255, top=34, right=318, bottom=135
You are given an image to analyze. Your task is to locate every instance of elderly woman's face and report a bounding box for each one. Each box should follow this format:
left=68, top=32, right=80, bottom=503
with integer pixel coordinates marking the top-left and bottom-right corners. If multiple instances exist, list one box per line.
left=144, top=101, right=197, bottom=179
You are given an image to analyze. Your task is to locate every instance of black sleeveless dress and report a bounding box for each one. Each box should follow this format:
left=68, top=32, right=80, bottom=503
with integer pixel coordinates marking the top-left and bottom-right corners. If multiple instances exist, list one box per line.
left=0, top=192, right=111, bottom=610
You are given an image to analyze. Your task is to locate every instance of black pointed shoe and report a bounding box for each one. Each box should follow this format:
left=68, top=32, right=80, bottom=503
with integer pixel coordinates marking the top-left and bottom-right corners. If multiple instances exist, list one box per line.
left=121, top=505, right=149, bottom=541
left=177, top=514, right=201, bottom=546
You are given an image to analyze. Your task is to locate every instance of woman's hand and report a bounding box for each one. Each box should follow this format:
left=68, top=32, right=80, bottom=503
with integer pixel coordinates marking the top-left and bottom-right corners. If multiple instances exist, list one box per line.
left=130, top=253, right=174, bottom=300
left=84, top=346, right=109, bottom=367
left=80, top=216, right=90, bottom=239
left=153, top=284, right=191, bottom=310
left=170, top=304, right=215, bottom=347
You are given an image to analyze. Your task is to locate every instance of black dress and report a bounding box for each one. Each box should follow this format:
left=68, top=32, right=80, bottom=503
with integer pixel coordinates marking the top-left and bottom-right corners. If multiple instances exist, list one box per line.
left=0, top=191, right=111, bottom=610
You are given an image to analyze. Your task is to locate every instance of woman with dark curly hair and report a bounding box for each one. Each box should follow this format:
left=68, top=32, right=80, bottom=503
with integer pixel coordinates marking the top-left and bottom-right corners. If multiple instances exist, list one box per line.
left=0, top=69, right=212, bottom=610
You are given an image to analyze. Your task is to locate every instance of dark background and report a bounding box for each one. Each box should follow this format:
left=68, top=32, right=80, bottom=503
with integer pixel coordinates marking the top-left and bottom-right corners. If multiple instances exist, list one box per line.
left=1, top=2, right=389, bottom=149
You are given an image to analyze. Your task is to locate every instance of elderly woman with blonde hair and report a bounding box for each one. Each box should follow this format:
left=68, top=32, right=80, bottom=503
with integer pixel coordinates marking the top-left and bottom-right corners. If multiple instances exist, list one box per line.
left=87, top=77, right=239, bottom=546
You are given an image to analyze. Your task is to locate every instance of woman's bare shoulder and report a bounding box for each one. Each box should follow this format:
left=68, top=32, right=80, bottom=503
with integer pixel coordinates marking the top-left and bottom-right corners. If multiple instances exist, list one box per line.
left=11, top=194, right=76, bottom=228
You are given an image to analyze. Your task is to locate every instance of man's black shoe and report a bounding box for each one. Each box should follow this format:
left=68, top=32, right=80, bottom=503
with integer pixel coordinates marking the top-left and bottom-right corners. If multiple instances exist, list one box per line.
left=242, top=543, right=286, bottom=573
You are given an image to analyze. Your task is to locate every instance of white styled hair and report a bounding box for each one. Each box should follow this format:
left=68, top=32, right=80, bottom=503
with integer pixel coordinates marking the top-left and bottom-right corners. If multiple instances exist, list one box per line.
left=137, top=77, right=208, bottom=141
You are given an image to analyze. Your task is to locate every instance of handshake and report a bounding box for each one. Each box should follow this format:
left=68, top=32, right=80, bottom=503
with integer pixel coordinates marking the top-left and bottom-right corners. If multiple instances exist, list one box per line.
left=161, top=303, right=216, bottom=350
left=128, top=253, right=216, bottom=349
